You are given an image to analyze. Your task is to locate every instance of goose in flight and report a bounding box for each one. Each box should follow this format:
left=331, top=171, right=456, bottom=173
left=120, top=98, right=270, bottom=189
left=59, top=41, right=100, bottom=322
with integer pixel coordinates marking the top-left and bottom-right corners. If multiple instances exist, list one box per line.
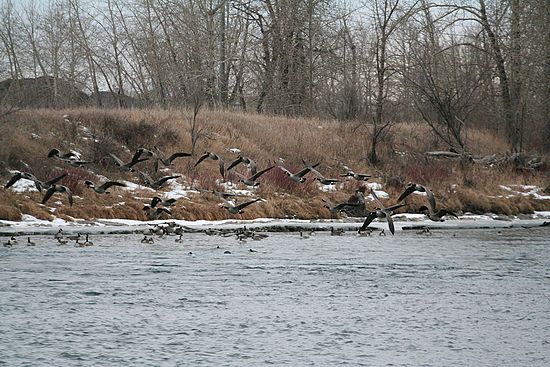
left=48, top=148, right=90, bottom=167
left=137, top=147, right=192, bottom=171
left=221, top=198, right=262, bottom=214
left=360, top=189, right=406, bottom=235
left=321, top=198, right=361, bottom=215
left=398, top=183, right=458, bottom=221
left=234, top=165, right=274, bottom=186
left=418, top=205, right=458, bottom=222
left=41, top=184, right=74, bottom=206
left=5, top=172, right=42, bottom=191
left=307, top=164, right=339, bottom=185
left=227, top=155, right=257, bottom=175
left=5, top=171, right=67, bottom=192
left=312, top=174, right=340, bottom=186
left=109, top=152, right=148, bottom=172
left=397, top=182, right=436, bottom=210
left=195, top=151, right=225, bottom=179
left=278, top=161, right=320, bottom=183
left=150, top=196, right=178, bottom=208
left=84, top=180, right=126, bottom=194
left=340, top=170, right=371, bottom=181
left=139, top=171, right=181, bottom=190
left=142, top=205, right=172, bottom=220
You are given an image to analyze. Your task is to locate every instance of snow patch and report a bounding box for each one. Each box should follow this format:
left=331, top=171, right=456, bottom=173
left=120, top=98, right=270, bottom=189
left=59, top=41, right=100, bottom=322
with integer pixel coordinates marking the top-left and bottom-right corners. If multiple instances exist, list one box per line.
left=219, top=181, right=254, bottom=196
left=121, top=181, right=154, bottom=192
left=367, top=191, right=389, bottom=200
left=7, top=178, right=39, bottom=193
left=319, top=184, right=337, bottom=192
left=366, top=182, right=382, bottom=190
left=499, top=185, right=550, bottom=200
left=162, top=182, right=199, bottom=200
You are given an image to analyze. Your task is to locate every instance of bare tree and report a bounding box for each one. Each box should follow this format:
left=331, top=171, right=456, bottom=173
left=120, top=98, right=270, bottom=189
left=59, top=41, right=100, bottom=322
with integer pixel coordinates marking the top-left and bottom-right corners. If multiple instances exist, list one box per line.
left=364, top=0, right=417, bottom=164
left=0, top=0, right=22, bottom=79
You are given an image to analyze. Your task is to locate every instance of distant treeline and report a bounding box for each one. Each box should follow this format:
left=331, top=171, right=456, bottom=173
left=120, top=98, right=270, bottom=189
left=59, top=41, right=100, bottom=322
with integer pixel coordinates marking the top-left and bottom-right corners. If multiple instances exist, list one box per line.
left=1, top=0, right=549, bottom=154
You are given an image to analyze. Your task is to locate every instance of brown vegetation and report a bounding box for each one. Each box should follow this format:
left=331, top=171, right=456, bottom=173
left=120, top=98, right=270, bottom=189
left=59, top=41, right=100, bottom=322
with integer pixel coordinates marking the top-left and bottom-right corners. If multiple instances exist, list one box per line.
left=0, top=108, right=549, bottom=222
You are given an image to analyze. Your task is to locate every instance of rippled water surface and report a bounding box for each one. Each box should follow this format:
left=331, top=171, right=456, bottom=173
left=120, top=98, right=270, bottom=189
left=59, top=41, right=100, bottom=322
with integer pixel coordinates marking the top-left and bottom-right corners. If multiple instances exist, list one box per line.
left=1, top=227, right=549, bottom=366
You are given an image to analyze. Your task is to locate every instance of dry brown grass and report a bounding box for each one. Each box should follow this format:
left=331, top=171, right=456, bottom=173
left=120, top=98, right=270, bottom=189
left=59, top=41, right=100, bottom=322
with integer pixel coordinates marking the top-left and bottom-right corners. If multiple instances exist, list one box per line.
left=0, top=107, right=549, bottom=221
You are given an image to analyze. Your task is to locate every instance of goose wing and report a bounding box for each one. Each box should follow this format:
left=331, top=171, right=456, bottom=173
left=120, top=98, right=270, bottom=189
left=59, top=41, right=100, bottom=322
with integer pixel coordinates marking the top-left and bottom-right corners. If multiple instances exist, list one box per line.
left=386, top=203, right=407, bottom=212
left=59, top=151, right=77, bottom=160
left=339, top=170, right=354, bottom=177
left=234, top=198, right=262, bottom=211
left=109, top=153, right=125, bottom=167
left=397, top=185, right=416, bottom=202
left=154, top=175, right=181, bottom=187
left=163, top=198, right=178, bottom=206
left=332, top=202, right=361, bottom=212
left=226, top=156, right=244, bottom=171
left=295, top=162, right=320, bottom=178
left=369, top=188, right=386, bottom=209
left=360, top=211, right=378, bottom=231
left=61, top=186, right=74, bottom=206
left=130, top=150, right=147, bottom=164
left=100, top=181, right=127, bottom=190
left=136, top=148, right=157, bottom=159
left=159, top=207, right=172, bottom=215
left=127, top=157, right=148, bottom=169
left=47, top=148, right=60, bottom=158
left=278, top=165, right=294, bottom=177
left=249, top=165, right=274, bottom=180
left=164, top=152, right=192, bottom=165
left=387, top=214, right=396, bottom=235
left=5, top=172, right=23, bottom=188
left=194, top=152, right=211, bottom=167
left=43, top=173, right=67, bottom=188
left=424, top=186, right=437, bottom=212
left=41, top=186, right=56, bottom=204
left=150, top=197, right=162, bottom=207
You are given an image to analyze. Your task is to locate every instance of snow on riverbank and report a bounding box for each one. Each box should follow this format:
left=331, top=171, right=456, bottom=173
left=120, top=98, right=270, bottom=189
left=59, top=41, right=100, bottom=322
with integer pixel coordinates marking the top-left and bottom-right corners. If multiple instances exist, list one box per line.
left=2, top=212, right=549, bottom=236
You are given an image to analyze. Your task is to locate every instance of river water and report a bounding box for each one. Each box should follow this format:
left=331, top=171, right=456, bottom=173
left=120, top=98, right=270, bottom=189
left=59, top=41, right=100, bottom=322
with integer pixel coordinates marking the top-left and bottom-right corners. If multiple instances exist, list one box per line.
left=1, top=227, right=549, bottom=366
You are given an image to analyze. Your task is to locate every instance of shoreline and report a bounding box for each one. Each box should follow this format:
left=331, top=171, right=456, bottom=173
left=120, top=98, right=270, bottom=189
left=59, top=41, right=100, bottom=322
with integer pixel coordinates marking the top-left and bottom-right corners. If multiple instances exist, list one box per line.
left=2, top=212, right=550, bottom=237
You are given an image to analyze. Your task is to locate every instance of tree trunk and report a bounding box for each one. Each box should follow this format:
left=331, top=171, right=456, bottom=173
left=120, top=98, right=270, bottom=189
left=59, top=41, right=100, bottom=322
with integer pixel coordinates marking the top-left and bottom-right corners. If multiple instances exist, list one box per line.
left=478, top=0, right=519, bottom=152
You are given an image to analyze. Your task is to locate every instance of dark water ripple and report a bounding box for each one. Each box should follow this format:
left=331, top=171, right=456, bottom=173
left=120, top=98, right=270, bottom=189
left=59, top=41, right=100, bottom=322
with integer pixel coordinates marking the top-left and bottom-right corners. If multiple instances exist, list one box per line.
left=0, top=228, right=549, bottom=366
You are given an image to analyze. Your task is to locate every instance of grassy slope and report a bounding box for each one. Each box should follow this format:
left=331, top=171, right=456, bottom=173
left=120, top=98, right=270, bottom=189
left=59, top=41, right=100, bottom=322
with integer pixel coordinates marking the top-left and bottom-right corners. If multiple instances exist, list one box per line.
left=0, top=108, right=549, bottom=221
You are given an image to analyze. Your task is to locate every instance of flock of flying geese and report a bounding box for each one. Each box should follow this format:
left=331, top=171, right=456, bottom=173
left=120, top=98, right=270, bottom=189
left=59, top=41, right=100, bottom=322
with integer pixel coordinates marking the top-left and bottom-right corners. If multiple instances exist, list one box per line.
left=3, top=142, right=459, bottom=247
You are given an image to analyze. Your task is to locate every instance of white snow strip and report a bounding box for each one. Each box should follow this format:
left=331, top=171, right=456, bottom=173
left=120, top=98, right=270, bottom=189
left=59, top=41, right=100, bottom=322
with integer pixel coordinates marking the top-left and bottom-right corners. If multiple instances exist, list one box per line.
left=366, top=182, right=382, bottom=190
left=367, top=190, right=389, bottom=199
left=7, top=179, right=39, bottom=193
left=162, top=182, right=198, bottom=200
left=121, top=181, right=154, bottom=192
left=499, top=185, right=550, bottom=200
left=219, top=181, right=254, bottom=196
left=319, top=184, right=337, bottom=192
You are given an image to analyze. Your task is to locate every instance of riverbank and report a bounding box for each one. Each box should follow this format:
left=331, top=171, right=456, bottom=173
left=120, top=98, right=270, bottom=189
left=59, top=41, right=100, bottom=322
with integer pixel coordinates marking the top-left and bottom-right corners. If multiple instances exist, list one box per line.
left=1, top=108, right=549, bottom=222
left=2, top=212, right=549, bottom=237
